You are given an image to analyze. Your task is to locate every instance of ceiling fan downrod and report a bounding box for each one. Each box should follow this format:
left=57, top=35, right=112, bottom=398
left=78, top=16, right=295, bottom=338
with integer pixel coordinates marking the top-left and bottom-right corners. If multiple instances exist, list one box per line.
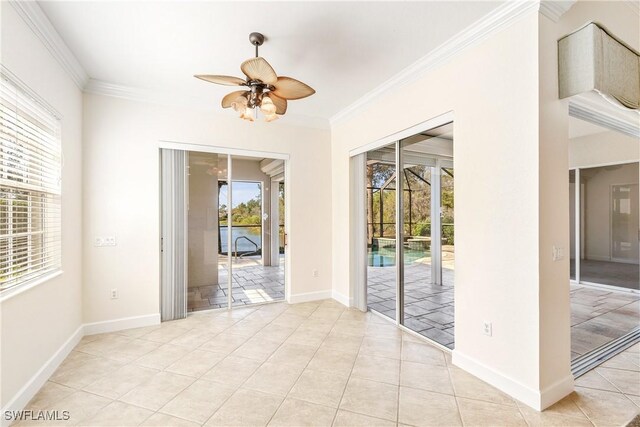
left=249, top=32, right=264, bottom=58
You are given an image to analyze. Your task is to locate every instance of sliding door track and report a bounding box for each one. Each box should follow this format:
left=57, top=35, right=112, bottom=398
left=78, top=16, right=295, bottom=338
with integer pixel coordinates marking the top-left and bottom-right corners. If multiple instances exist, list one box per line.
left=572, top=326, right=640, bottom=378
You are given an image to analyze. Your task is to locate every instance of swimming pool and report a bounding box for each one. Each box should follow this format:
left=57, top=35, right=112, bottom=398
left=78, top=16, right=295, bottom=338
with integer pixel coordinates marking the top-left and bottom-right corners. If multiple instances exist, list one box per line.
left=368, top=246, right=429, bottom=267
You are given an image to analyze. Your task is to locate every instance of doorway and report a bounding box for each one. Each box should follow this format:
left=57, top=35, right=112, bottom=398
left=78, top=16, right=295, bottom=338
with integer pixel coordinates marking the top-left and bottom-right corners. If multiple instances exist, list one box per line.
left=359, top=121, right=455, bottom=349
left=567, top=116, right=639, bottom=369
left=160, top=146, right=288, bottom=320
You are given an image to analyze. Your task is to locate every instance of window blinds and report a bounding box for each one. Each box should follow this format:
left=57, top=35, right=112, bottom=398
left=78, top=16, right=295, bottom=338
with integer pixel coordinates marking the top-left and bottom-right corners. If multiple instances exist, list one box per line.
left=0, top=73, right=62, bottom=292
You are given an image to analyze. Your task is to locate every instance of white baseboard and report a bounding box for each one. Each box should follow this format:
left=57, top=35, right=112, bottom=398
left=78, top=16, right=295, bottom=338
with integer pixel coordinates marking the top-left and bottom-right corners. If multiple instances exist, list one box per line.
left=1, top=312, right=161, bottom=425
left=539, top=374, right=575, bottom=410
left=331, top=290, right=352, bottom=308
left=1, top=325, right=83, bottom=427
left=288, top=289, right=333, bottom=304
left=83, top=313, right=161, bottom=335
left=452, top=350, right=574, bottom=410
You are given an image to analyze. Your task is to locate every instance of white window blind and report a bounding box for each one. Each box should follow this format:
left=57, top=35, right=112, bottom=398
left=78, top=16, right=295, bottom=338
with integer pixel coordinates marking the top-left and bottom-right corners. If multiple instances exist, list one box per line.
left=0, top=72, right=61, bottom=292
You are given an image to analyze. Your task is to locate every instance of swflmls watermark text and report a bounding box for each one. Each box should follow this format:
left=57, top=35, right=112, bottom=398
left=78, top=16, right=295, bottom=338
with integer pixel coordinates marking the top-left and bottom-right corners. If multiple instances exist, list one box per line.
left=4, top=410, right=70, bottom=422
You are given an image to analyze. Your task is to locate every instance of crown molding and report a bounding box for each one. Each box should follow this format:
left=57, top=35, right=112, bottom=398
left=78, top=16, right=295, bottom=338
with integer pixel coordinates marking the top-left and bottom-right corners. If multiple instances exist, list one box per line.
left=569, top=92, right=640, bottom=138
left=9, top=0, right=89, bottom=90
left=330, top=0, right=576, bottom=127
left=84, top=79, right=330, bottom=130
left=539, top=0, right=576, bottom=22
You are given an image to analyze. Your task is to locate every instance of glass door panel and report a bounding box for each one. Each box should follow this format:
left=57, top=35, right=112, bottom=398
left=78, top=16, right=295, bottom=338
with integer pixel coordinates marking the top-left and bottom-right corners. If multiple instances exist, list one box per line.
left=187, top=152, right=228, bottom=312
left=579, top=164, right=639, bottom=289
left=401, top=161, right=433, bottom=332
left=569, top=170, right=576, bottom=280
left=366, top=142, right=397, bottom=320
left=400, top=123, right=454, bottom=348
left=612, top=183, right=639, bottom=262
left=400, top=122, right=455, bottom=349
left=571, top=162, right=639, bottom=358
left=230, top=155, right=285, bottom=308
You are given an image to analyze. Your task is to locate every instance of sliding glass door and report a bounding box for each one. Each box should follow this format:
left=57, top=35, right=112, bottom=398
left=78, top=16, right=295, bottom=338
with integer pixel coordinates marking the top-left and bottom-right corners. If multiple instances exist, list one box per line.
left=366, top=142, right=397, bottom=321
left=570, top=163, right=639, bottom=289
left=399, top=123, right=454, bottom=348
left=162, top=149, right=286, bottom=314
left=364, top=122, right=455, bottom=349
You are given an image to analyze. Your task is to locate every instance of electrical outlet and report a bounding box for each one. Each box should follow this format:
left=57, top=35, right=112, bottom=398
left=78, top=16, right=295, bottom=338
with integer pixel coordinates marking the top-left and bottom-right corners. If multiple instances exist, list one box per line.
left=104, top=236, right=117, bottom=246
left=483, top=321, right=492, bottom=337
left=111, top=288, right=118, bottom=299
left=552, top=245, right=564, bottom=261
left=94, top=237, right=104, bottom=247
left=312, top=269, right=319, bottom=277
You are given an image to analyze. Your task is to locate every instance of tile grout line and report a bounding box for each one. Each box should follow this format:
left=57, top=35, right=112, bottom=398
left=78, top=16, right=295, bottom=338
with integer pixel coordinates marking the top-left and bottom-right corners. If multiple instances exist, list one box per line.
left=60, top=305, right=264, bottom=425
left=189, top=303, right=303, bottom=425
left=396, top=332, right=403, bottom=427
left=263, top=302, right=343, bottom=426
left=330, top=312, right=367, bottom=427
left=568, top=391, right=598, bottom=427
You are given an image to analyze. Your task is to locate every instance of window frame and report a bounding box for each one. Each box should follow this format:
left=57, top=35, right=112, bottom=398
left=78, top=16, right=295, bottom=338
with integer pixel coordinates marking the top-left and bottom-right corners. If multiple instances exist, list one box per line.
left=0, top=67, right=63, bottom=300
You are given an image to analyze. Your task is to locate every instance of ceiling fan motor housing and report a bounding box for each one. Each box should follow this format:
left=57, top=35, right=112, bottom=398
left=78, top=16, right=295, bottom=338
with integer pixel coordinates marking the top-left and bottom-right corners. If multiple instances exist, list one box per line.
left=249, top=32, right=265, bottom=46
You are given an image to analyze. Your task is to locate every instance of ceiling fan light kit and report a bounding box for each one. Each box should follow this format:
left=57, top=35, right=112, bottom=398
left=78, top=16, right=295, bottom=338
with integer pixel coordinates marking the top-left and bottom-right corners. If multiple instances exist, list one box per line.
left=195, top=32, right=315, bottom=122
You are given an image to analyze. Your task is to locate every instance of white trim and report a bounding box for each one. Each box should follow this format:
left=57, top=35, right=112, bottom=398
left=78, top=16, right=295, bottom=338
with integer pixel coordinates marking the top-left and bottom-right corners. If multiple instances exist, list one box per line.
left=569, top=93, right=640, bottom=139
left=0, top=325, right=83, bottom=427
left=331, top=290, right=352, bottom=308
left=283, top=159, right=292, bottom=304
left=288, top=289, right=333, bottom=304
left=539, top=0, right=576, bottom=22
left=0, top=270, right=63, bottom=303
left=8, top=1, right=88, bottom=90
left=570, top=160, right=640, bottom=170
left=349, top=154, right=367, bottom=312
left=574, top=168, right=581, bottom=282
left=571, top=279, right=640, bottom=294
left=538, top=374, right=577, bottom=410
left=452, top=350, right=574, bottom=411
left=83, top=313, right=161, bottom=336
left=349, top=111, right=454, bottom=157
left=331, top=1, right=540, bottom=126
left=158, top=141, right=290, bottom=161
left=85, top=79, right=330, bottom=130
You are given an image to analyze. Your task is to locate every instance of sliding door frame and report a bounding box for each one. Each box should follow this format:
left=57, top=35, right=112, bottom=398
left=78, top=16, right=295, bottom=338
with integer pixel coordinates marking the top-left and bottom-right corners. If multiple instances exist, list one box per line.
left=158, top=141, right=291, bottom=313
left=569, top=159, right=639, bottom=293
left=350, top=111, right=455, bottom=349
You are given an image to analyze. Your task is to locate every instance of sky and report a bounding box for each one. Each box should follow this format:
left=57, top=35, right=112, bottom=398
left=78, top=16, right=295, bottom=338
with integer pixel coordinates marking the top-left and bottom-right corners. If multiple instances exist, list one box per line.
left=219, top=181, right=261, bottom=207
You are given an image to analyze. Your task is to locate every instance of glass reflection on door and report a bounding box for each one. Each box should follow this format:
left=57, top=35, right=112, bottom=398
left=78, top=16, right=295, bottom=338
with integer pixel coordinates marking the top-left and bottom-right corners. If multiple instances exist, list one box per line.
left=611, top=183, right=639, bottom=263
left=366, top=142, right=397, bottom=320
left=229, top=155, right=285, bottom=307
left=187, top=152, right=228, bottom=312
left=400, top=123, right=455, bottom=349
left=578, top=164, right=639, bottom=289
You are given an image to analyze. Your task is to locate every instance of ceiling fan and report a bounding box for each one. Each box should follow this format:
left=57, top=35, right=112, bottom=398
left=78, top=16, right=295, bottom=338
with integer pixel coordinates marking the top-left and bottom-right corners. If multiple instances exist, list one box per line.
left=195, top=32, right=315, bottom=122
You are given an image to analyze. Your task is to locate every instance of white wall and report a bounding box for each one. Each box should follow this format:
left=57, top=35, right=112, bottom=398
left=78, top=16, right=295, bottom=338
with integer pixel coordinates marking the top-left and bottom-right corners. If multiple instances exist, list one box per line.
left=0, top=3, right=83, bottom=410
left=332, top=10, right=549, bottom=407
left=570, top=130, right=640, bottom=168
left=82, top=93, right=332, bottom=324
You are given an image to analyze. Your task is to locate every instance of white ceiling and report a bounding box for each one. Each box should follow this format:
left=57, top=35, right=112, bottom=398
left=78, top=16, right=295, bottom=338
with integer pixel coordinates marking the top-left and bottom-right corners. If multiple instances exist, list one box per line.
left=568, top=115, right=609, bottom=139
left=39, top=1, right=502, bottom=121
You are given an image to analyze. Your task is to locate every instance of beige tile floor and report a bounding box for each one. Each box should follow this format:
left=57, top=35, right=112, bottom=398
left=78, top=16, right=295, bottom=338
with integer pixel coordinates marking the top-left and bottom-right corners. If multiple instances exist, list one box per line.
left=16, top=300, right=640, bottom=427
